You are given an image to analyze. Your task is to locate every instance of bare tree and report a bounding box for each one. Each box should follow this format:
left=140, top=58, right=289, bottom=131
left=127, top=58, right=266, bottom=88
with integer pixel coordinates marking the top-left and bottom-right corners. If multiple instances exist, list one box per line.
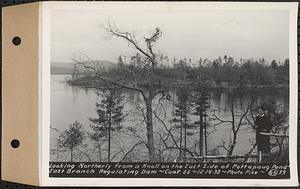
left=213, top=93, right=253, bottom=156
left=77, top=22, right=167, bottom=161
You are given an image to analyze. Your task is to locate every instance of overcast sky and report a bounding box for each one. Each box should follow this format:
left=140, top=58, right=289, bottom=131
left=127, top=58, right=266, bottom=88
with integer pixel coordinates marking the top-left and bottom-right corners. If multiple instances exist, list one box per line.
left=51, top=8, right=289, bottom=64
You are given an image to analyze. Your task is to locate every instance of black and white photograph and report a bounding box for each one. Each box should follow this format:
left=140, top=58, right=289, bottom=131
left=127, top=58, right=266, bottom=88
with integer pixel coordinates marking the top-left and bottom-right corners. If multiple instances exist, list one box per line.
left=45, top=2, right=297, bottom=183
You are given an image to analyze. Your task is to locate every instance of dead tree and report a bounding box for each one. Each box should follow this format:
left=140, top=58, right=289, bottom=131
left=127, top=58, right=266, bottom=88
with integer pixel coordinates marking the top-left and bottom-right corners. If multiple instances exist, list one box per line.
left=75, top=23, right=167, bottom=161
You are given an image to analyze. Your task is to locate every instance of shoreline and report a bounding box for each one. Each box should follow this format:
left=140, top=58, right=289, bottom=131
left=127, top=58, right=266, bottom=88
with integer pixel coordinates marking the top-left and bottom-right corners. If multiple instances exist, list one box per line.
left=64, top=76, right=289, bottom=93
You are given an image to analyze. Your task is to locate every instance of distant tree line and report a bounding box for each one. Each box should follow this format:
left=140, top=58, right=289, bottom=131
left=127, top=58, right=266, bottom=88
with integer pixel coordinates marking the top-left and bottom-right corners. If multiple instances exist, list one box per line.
left=72, top=55, right=289, bottom=89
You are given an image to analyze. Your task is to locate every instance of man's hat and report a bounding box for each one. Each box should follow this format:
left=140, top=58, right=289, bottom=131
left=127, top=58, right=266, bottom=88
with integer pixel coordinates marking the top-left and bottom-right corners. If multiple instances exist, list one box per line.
left=257, top=106, right=265, bottom=111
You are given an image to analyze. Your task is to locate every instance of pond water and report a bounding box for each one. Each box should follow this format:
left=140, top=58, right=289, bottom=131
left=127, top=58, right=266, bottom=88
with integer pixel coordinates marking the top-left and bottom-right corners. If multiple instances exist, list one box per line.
left=50, top=74, right=289, bottom=162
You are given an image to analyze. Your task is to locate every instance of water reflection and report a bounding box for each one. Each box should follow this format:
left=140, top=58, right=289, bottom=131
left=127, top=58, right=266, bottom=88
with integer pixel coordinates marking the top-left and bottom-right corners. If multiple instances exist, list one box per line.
left=50, top=75, right=289, bottom=161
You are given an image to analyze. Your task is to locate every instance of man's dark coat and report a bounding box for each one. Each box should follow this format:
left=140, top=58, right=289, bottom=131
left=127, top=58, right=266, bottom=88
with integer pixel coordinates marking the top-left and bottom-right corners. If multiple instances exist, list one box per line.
left=254, top=114, right=273, bottom=153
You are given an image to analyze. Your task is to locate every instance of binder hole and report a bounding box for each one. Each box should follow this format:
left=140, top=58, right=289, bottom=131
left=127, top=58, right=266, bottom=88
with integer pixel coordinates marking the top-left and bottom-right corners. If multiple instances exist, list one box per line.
left=11, top=139, right=20, bottom=148
left=12, top=36, right=21, bottom=46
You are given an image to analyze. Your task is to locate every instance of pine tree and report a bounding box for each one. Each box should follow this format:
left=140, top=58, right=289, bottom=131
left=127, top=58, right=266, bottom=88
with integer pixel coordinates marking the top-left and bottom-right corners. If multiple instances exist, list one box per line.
left=89, top=88, right=124, bottom=162
left=191, top=87, right=209, bottom=156
left=57, top=121, right=85, bottom=162
left=117, top=55, right=124, bottom=68
left=173, top=87, right=192, bottom=161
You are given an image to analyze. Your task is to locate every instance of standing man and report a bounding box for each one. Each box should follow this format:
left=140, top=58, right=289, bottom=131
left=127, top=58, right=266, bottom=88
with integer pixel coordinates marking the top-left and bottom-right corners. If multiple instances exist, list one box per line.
left=254, top=106, right=273, bottom=155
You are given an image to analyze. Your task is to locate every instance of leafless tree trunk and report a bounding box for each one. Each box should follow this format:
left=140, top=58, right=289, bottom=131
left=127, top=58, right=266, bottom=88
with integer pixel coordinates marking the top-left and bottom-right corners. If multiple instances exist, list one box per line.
left=86, top=23, right=165, bottom=162
left=70, top=147, right=73, bottom=162
left=98, top=142, right=102, bottom=161
left=108, top=108, right=112, bottom=162
left=179, top=110, right=183, bottom=160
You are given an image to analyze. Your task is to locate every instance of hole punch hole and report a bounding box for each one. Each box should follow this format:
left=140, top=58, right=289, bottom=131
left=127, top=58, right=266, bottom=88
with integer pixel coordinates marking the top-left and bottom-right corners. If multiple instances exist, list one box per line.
left=12, top=36, right=21, bottom=46
left=11, top=139, right=20, bottom=148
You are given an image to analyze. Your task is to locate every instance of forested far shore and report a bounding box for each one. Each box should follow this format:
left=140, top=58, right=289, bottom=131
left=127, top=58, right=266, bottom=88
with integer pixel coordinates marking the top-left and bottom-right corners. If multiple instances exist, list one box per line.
left=65, top=56, right=289, bottom=91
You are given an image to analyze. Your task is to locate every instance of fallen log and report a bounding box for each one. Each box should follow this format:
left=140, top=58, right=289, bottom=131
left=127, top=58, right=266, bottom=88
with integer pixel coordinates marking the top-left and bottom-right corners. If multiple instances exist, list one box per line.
left=189, top=154, right=269, bottom=159
left=259, top=132, right=289, bottom=137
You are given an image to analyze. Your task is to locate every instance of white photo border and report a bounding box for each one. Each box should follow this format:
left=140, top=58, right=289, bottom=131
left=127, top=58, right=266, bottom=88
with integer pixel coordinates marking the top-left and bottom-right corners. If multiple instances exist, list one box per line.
left=39, top=1, right=299, bottom=186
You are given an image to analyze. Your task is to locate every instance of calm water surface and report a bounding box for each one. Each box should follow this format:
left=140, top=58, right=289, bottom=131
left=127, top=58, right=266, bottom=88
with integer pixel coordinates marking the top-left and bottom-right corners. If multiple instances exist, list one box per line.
left=50, top=74, right=288, bottom=161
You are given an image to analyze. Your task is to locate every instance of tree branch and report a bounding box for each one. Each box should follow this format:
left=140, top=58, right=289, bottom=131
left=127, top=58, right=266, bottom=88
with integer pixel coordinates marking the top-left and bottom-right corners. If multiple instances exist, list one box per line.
left=102, top=23, right=154, bottom=63
left=218, top=140, right=230, bottom=153
left=153, top=110, right=179, bottom=149
left=212, top=109, right=233, bottom=125
left=121, top=141, right=144, bottom=162
left=93, top=75, right=147, bottom=101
